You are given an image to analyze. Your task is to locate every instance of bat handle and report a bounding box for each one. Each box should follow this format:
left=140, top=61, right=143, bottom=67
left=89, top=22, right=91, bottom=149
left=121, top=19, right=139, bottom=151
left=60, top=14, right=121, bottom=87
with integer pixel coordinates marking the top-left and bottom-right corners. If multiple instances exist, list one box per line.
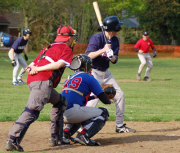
left=101, top=26, right=108, bottom=44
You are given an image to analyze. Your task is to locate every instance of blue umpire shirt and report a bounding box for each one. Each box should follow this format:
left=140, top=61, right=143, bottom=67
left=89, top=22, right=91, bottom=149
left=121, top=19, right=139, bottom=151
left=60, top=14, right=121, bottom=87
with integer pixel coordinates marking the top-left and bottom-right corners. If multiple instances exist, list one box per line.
left=85, top=32, right=119, bottom=70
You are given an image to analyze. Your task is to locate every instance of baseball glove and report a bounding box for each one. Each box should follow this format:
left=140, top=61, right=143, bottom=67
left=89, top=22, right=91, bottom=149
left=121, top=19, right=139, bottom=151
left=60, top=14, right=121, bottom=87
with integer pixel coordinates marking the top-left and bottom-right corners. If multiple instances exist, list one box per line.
left=101, top=84, right=116, bottom=99
left=151, top=51, right=157, bottom=58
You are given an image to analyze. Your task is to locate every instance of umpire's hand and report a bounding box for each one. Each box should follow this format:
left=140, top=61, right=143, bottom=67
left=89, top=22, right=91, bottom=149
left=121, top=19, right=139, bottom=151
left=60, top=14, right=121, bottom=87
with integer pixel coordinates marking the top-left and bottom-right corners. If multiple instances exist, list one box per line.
left=12, top=60, right=16, bottom=66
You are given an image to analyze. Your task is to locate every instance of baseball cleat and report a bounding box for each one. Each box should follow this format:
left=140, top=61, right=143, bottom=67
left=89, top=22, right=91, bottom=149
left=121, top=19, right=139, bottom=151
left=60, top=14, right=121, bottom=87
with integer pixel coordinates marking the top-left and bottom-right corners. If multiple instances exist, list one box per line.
left=5, top=139, right=24, bottom=152
left=12, top=81, right=20, bottom=86
left=17, top=79, right=25, bottom=84
left=143, top=76, right=151, bottom=81
left=116, top=124, right=136, bottom=133
left=49, top=137, right=57, bottom=147
left=74, top=133, right=101, bottom=146
left=136, top=73, right=141, bottom=81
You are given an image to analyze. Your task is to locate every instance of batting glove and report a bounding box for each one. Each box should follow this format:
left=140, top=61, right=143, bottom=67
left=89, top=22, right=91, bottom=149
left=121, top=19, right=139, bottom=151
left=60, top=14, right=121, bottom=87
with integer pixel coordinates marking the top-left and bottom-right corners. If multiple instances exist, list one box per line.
left=24, top=54, right=28, bottom=61
left=12, top=60, right=16, bottom=66
left=106, top=49, right=114, bottom=59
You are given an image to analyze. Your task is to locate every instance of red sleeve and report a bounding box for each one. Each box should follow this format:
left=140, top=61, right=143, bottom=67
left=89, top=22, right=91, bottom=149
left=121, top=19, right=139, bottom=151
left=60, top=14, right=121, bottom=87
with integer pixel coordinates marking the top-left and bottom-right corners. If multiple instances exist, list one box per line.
left=134, top=39, right=141, bottom=49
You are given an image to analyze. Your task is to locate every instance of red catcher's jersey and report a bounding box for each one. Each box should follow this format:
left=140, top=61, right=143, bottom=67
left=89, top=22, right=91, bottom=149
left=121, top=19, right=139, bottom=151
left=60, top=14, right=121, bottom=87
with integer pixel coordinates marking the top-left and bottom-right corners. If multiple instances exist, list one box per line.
left=27, top=43, right=73, bottom=87
left=134, top=38, right=154, bottom=53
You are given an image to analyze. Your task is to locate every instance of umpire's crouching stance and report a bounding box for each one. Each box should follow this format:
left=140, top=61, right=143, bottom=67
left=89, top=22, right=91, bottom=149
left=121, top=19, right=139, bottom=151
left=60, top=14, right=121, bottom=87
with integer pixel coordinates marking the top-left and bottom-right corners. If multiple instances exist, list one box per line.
left=5, top=25, right=78, bottom=152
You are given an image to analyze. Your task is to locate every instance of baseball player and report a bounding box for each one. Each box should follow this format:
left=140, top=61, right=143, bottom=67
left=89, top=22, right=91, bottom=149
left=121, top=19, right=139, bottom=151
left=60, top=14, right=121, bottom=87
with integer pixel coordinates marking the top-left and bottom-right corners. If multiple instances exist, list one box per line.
left=85, top=16, right=136, bottom=133
left=58, top=54, right=111, bottom=146
left=5, top=25, right=77, bottom=152
left=8, top=28, right=31, bottom=85
left=134, top=32, right=157, bottom=81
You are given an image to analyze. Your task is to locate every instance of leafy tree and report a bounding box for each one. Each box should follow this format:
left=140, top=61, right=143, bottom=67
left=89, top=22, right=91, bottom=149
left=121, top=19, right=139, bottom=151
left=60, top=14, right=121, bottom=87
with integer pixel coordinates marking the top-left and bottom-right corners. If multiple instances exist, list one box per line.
left=137, top=0, right=180, bottom=45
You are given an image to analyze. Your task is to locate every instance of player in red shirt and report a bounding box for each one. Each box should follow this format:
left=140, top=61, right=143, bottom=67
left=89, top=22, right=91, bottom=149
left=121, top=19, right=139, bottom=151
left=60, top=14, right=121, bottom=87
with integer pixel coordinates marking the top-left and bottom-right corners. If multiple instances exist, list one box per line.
left=133, top=32, right=157, bottom=81
left=5, top=25, right=77, bottom=152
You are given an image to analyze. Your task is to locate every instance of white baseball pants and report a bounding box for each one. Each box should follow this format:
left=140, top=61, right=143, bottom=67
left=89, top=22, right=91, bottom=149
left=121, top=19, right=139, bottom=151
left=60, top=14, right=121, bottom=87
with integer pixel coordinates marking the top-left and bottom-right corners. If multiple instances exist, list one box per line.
left=86, top=68, right=125, bottom=127
left=137, top=52, right=153, bottom=77
left=8, top=51, right=28, bottom=82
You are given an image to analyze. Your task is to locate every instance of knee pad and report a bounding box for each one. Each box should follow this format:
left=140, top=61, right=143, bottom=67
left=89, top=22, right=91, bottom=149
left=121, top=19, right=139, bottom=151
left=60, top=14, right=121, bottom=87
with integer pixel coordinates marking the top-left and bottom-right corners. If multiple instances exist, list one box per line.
left=16, top=107, right=40, bottom=144
left=81, top=107, right=109, bottom=138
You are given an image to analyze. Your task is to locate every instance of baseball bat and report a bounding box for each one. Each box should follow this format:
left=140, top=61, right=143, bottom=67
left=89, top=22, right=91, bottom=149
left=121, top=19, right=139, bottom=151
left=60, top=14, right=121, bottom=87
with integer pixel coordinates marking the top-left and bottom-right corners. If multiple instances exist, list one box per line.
left=93, top=1, right=107, bottom=44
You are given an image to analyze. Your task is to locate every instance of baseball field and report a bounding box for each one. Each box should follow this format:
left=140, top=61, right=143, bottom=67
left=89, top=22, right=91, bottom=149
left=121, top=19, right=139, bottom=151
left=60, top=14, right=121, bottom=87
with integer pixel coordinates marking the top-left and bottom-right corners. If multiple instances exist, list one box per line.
left=0, top=51, right=180, bottom=152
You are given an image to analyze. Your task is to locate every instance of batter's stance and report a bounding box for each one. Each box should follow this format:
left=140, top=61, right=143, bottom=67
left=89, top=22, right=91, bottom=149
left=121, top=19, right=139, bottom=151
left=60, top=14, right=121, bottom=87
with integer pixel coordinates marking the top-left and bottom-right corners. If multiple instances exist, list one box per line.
left=134, top=32, right=157, bottom=81
left=8, top=28, right=31, bottom=85
left=5, top=25, right=77, bottom=152
left=58, top=54, right=111, bottom=146
left=85, top=16, right=136, bottom=133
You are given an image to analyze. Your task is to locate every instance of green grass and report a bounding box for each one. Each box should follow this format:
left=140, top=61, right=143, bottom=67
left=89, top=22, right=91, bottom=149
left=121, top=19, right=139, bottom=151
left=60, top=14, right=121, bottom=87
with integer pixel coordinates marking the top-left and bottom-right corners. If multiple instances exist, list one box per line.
left=0, top=51, right=180, bottom=122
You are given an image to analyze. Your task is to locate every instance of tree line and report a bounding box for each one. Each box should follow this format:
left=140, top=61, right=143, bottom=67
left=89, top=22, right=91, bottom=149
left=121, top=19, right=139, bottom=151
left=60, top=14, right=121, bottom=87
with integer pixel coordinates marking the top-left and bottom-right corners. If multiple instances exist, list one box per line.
left=1, top=0, right=180, bottom=52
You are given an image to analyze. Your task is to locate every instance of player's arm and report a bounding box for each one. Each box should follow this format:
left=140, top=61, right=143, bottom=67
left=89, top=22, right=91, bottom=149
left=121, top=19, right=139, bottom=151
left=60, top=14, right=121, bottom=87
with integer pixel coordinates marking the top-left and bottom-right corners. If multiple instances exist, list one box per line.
left=88, top=44, right=110, bottom=59
left=97, top=92, right=111, bottom=104
left=30, top=60, right=66, bottom=75
left=9, top=48, right=15, bottom=60
left=133, top=40, right=143, bottom=53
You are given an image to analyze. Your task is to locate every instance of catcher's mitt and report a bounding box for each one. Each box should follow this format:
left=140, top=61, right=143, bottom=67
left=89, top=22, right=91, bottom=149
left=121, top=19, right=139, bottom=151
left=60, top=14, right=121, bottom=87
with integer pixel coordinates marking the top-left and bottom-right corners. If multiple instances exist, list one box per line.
left=151, top=51, right=157, bottom=58
left=101, top=84, right=116, bottom=99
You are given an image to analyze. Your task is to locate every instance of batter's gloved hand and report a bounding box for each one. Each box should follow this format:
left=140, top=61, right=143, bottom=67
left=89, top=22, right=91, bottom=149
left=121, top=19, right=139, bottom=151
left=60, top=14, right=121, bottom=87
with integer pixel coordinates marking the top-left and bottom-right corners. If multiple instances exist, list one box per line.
left=24, top=54, right=28, bottom=61
left=101, top=84, right=116, bottom=99
left=151, top=51, right=157, bottom=58
left=11, top=60, right=16, bottom=66
left=106, top=49, right=114, bottom=59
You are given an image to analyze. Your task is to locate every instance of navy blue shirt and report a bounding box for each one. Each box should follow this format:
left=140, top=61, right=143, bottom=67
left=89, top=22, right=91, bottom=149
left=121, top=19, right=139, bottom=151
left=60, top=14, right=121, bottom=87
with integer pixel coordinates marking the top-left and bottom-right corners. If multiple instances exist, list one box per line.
left=85, top=32, right=119, bottom=70
left=11, top=37, right=28, bottom=54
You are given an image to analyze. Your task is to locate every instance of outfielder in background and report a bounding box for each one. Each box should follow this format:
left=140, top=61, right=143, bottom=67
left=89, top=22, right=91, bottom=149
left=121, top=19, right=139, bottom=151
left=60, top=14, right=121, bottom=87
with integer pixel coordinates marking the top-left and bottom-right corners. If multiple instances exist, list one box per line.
left=85, top=16, right=136, bottom=133
left=59, top=54, right=111, bottom=146
left=8, top=28, right=31, bottom=85
left=5, top=25, right=77, bottom=152
left=133, top=31, right=157, bottom=81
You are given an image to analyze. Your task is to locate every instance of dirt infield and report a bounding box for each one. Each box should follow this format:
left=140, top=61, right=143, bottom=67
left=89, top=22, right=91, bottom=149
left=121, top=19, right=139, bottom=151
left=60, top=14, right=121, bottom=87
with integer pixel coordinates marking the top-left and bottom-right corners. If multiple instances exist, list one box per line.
left=1, top=121, right=180, bottom=153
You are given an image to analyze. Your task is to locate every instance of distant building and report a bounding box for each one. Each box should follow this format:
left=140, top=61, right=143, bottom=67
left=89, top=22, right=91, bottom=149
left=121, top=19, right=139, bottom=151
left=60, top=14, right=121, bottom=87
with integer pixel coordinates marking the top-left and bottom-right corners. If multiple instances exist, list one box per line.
left=0, top=12, right=23, bottom=37
left=0, top=15, right=10, bottom=33
left=120, top=17, right=139, bottom=29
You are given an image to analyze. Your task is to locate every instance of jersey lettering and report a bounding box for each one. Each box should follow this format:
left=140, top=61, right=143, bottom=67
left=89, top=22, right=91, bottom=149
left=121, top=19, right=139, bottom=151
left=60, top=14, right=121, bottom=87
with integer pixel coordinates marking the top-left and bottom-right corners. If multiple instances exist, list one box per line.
left=69, top=77, right=82, bottom=89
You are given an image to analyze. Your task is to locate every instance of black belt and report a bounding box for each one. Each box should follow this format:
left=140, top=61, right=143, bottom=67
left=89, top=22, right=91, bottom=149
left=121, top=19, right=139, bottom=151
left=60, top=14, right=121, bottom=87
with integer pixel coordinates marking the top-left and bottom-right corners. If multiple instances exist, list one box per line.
left=93, top=67, right=107, bottom=72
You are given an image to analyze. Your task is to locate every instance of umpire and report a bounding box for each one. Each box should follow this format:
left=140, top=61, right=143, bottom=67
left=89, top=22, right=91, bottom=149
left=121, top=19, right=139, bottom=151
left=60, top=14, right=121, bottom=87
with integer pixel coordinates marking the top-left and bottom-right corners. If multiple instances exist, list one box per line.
left=85, top=16, right=136, bottom=133
left=5, top=25, right=77, bottom=152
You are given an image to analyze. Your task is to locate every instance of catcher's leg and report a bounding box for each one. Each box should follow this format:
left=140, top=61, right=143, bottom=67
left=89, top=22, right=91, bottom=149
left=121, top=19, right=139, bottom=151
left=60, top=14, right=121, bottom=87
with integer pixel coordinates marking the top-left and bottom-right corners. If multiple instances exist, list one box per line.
left=64, top=123, right=81, bottom=142
left=49, top=94, right=68, bottom=146
left=74, top=107, right=109, bottom=146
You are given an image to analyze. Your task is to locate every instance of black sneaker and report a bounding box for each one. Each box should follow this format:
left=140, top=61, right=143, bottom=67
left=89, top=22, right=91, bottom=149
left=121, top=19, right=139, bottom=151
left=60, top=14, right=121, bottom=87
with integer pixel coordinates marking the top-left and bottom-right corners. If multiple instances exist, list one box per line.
left=143, top=76, right=151, bottom=81
left=116, top=124, right=136, bottom=133
left=5, top=139, right=24, bottom=152
left=74, top=133, right=100, bottom=146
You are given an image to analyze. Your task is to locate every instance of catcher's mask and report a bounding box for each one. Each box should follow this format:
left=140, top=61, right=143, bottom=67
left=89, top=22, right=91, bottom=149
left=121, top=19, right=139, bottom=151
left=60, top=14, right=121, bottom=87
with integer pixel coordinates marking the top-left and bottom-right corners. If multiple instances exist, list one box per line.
left=55, top=25, right=78, bottom=50
left=69, top=54, right=92, bottom=73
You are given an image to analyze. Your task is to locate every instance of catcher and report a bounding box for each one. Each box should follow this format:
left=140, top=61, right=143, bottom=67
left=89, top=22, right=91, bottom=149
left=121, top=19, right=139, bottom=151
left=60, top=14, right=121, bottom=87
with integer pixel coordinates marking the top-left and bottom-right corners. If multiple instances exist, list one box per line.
left=55, top=54, right=113, bottom=146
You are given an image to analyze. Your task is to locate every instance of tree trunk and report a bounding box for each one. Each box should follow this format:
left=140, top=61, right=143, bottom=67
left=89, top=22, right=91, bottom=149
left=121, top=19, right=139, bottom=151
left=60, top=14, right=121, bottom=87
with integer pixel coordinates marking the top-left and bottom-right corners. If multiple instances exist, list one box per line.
left=24, top=15, right=29, bottom=53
